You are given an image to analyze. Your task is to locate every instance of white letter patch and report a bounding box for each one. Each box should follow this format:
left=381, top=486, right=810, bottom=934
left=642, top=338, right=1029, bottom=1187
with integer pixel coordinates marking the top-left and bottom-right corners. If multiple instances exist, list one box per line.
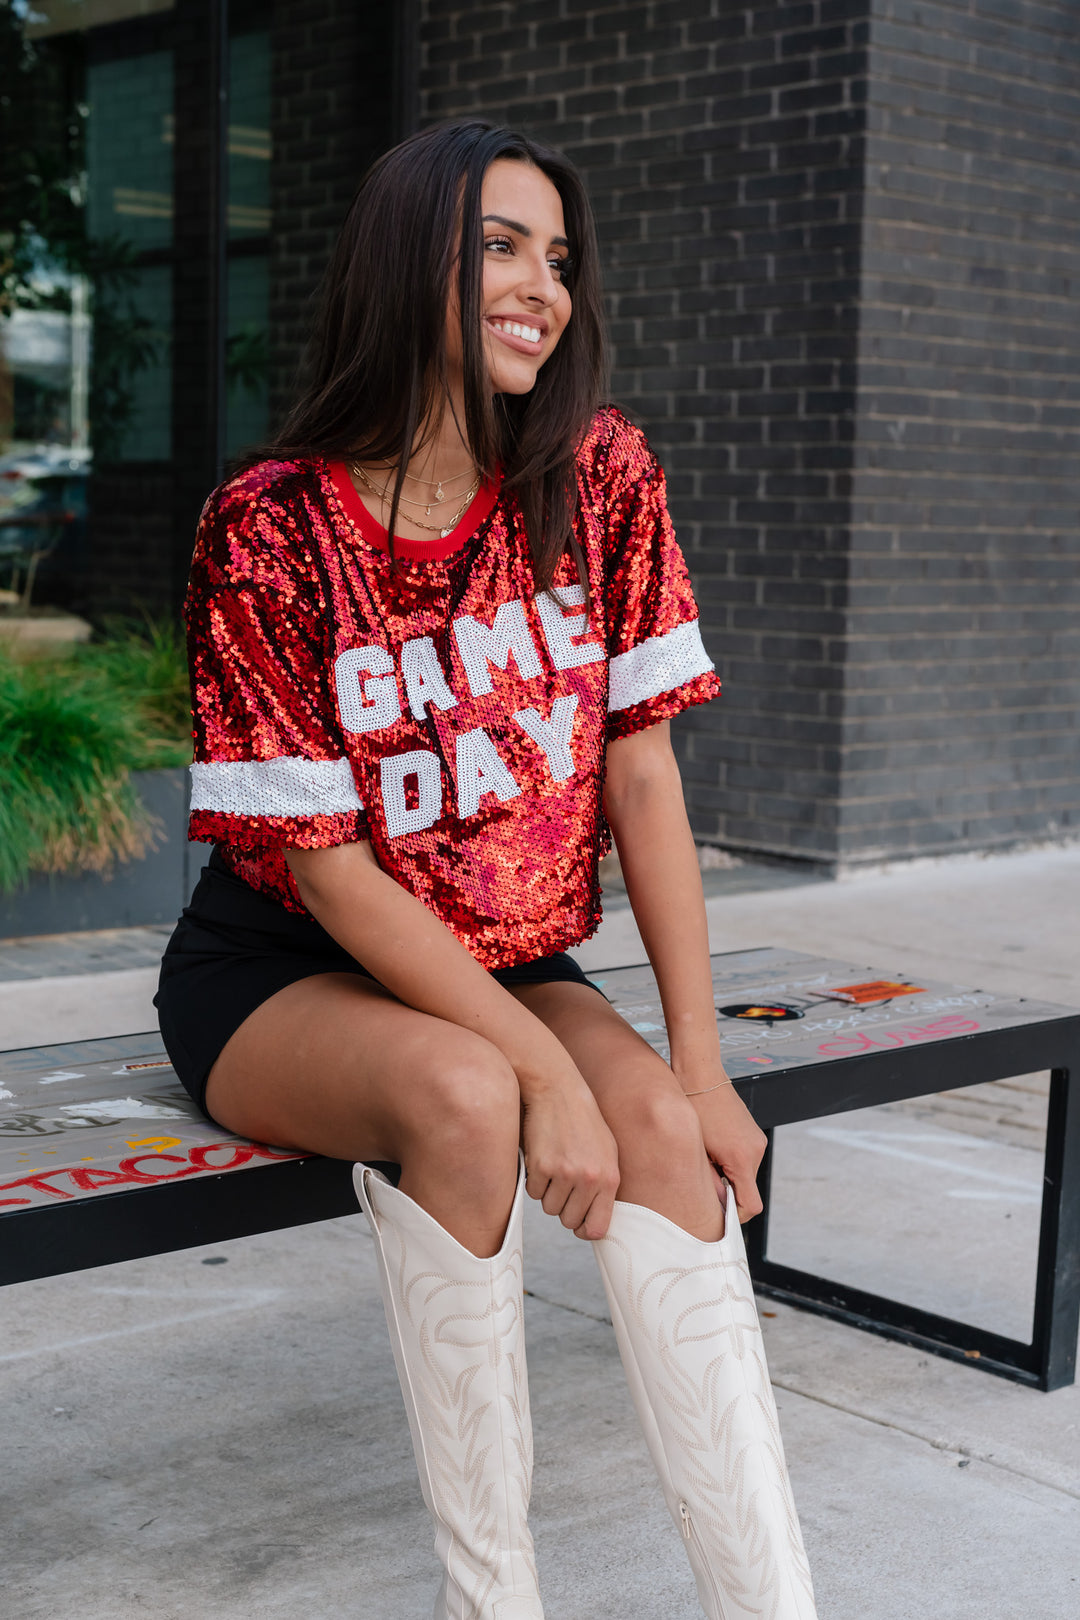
left=380, top=750, right=444, bottom=837
left=453, top=600, right=542, bottom=696
left=401, top=636, right=457, bottom=721
left=513, top=693, right=579, bottom=783
left=455, top=727, right=521, bottom=819
left=335, top=646, right=401, bottom=734
left=535, top=584, right=605, bottom=671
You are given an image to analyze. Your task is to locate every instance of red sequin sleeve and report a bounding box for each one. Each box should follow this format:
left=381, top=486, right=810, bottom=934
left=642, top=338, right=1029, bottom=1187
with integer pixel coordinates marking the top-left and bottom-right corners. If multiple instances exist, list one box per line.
left=184, top=469, right=369, bottom=851
left=597, top=417, right=721, bottom=741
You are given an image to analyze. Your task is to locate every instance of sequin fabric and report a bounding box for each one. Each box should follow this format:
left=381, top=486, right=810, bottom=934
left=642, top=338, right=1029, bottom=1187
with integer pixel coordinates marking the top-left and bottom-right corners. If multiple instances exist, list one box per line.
left=185, top=407, right=720, bottom=968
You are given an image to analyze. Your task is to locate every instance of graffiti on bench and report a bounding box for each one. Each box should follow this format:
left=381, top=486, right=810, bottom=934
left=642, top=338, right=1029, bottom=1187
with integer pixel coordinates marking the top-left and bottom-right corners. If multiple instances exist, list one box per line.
left=1, top=949, right=1073, bottom=1214
left=0, top=1139, right=304, bottom=1207
left=588, top=946, right=1068, bottom=1076
left=0, top=1033, right=310, bottom=1212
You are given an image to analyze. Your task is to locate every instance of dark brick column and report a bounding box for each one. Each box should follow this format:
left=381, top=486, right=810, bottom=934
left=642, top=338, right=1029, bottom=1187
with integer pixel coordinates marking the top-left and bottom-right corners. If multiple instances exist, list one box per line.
left=268, top=0, right=396, bottom=425
left=171, top=0, right=228, bottom=609
left=419, top=0, right=1080, bottom=866
left=420, top=0, right=870, bottom=862
left=842, top=0, right=1080, bottom=859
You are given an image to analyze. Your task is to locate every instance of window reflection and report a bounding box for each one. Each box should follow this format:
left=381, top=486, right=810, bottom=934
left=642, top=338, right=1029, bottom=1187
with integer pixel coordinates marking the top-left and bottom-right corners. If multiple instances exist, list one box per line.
left=225, top=24, right=269, bottom=457
left=1, top=0, right=396, bottom=614
left=25, top=1, right=175, bottom=37
left=228, top=31, right=269, bottom=237
left=86, top=49, right=173, bottom=463
left=87, top=51, right=174, bottom=248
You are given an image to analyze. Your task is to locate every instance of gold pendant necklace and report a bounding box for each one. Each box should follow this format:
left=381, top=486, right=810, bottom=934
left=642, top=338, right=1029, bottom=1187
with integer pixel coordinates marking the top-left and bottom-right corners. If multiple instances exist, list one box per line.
left=367, top=463, right=478, bottom=508
left=351, top=463, right=482, bottom=538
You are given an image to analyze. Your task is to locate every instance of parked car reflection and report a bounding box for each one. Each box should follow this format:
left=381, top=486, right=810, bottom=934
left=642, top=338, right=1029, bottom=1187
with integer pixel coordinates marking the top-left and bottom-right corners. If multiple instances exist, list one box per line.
left=0, top=446, right=90, bottom=609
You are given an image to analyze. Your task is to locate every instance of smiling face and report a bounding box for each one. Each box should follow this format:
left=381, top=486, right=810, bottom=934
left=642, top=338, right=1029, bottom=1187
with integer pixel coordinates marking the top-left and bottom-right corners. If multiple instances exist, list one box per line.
left=450, top=157, right=573, bottom=397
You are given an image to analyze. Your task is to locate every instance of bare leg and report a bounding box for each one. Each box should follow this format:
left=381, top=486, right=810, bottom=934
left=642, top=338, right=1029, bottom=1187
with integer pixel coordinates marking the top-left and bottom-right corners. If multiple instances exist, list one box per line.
left=205, top=971, right=521, bottom=1257
left=511, top=982, right=725, bottom=1241
left=514, top=985, right=814, bottom=1617
left=207, top=972, right=543, bottom=1616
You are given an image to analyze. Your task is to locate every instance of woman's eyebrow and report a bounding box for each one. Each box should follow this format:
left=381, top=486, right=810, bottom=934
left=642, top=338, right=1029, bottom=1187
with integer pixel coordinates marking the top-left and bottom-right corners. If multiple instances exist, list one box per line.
left=482, top=212, right=569, bottom=247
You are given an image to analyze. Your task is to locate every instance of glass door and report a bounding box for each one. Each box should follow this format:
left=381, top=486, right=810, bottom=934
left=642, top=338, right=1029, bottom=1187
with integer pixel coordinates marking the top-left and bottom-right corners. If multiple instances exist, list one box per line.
left=0, top=0, right=400, bottom=617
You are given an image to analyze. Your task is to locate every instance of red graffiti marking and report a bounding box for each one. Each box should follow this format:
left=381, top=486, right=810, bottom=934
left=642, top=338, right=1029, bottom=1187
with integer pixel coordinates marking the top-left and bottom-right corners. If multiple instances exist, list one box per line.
left=815, top=1013, right=980, bottom=1059
left=70, top=1163, right=180, bottom=1191
left=0, top=1140, right=306, bottom=1207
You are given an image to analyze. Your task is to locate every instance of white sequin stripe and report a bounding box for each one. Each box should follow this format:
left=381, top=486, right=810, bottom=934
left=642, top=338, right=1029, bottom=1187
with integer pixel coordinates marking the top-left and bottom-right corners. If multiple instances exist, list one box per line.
left=607, top=619, right=714, bottom=714
left=189, top=756, right=364, bottom=818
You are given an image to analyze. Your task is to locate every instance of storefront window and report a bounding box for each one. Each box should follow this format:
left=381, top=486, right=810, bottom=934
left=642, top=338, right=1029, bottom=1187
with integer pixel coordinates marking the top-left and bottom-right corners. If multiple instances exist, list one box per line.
left=1, top=0, right=178, bottom=607
left=225, top=23, right=269, bottom=457
left=86, top=48, right=174, bottom=462
left=0, top=0, right=398, bottom=615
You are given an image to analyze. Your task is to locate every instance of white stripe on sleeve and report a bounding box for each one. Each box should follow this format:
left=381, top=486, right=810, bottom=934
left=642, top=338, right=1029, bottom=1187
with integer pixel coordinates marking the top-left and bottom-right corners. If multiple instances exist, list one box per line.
left=189, top=756, right=364, bottom=818
left=607, top=619, right=714, bottom=714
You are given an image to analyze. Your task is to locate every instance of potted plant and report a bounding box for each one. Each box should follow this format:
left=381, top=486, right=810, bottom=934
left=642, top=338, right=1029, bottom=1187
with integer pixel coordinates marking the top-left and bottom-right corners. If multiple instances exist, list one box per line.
left=0, top=617, right=200, bottom=937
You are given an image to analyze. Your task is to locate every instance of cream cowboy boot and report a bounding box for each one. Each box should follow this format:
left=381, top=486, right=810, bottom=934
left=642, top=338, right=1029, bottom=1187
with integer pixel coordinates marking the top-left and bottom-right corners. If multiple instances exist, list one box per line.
left=593, top=1181, right=817, bottom=1620
left=354, top=1156, right=543, bottom=1620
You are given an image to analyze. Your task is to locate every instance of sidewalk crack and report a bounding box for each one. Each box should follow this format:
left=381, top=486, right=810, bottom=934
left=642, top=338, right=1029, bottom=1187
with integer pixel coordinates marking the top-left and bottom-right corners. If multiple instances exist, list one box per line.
left=523, top=1287, right=612, bottom=1327
left=771, top=1380, right=1080, bottom=1502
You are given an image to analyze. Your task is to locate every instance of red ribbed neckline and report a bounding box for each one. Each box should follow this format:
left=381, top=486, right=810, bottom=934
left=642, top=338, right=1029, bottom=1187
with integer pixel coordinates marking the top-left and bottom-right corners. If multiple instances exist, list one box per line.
left=328, top=460, right=499, bottom=560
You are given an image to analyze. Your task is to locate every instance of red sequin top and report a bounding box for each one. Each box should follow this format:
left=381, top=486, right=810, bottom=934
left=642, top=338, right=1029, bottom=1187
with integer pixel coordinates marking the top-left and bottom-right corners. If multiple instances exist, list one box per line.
left=185, top=407, right=720, bottom=968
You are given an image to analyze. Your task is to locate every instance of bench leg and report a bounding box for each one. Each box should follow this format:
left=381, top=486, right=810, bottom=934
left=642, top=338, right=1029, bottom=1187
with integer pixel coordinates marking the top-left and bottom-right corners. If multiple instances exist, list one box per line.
left=355, top=1157, right=544, bottom=1620
left=1032, top=1063, right=1080, bottom=1391
left=747, top=1056, right=1080, bottom=1392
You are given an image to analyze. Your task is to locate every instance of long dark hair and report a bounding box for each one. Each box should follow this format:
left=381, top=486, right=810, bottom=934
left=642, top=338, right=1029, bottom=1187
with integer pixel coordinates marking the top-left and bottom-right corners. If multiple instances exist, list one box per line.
left=268, top=120, right=608, bottom=590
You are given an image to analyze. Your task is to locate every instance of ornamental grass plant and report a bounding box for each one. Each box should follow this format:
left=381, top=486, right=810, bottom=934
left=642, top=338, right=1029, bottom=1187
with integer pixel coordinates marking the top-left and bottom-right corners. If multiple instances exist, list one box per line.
left=75, top=616, right=193, bottom=769
left=0, top=618, right=192, bottom=893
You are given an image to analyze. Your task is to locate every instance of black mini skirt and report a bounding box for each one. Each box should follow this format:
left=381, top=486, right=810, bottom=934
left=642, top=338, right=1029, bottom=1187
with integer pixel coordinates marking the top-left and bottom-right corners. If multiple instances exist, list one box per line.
left=155, top=848, right=597, bottom=1122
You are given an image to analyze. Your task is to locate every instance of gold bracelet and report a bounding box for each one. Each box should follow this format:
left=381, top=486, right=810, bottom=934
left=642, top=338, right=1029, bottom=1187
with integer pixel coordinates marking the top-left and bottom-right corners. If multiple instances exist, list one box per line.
left=683, top=1078, right=734, bottom=1097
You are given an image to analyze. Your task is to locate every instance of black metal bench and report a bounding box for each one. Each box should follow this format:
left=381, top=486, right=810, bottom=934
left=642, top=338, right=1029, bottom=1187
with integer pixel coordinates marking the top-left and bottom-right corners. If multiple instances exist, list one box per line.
left=3, top=946, right=1078, bottom=1391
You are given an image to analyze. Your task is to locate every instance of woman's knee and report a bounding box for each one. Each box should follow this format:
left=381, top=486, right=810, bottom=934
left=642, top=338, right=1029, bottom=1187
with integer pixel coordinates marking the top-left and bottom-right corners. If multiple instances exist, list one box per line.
left=610, top=1075, right=705, bottom=1176
left=400, top=1034, right=520, bottom=1164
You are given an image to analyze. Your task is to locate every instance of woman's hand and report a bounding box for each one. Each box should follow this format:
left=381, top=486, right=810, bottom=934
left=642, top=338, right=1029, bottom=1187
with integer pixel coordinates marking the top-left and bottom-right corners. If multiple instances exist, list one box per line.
left=520, top=1069, right=620, bottom=1241
left=287, top=842, right=620, bottom=1240
left=681, top=1064, right=768, bottom=1222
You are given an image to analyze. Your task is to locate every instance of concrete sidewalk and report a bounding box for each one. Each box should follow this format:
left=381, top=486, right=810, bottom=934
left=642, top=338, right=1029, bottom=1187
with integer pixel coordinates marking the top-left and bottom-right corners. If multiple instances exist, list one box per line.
left=2, top=843, right=1079, bottom=1618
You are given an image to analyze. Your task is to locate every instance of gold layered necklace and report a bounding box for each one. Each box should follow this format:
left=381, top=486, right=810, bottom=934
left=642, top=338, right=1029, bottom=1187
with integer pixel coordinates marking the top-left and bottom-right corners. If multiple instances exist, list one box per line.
left=401, top=464, right=477, bottom=508
left=351, top=462, right=482, bottom=538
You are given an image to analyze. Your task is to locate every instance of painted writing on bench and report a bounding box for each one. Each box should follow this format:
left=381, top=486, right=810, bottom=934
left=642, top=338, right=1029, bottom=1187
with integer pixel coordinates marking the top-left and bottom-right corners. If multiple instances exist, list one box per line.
left=0, top=1139, right=305, bottom=1207
left=713, top=989, right=987, bottom=1053
left=814, top=1013, right=980, bottom=1058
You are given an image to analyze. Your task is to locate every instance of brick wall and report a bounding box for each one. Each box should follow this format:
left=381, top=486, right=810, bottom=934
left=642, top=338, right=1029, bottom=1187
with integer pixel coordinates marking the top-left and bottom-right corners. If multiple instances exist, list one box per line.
left=88, top=468, right=174, bottom=614
left=420, top=0, right=872, bottom=861
left=843, top=0, right=1080, bottom=859
left=268, top=0, right=395, bottom=424
left=419, top=0, right=1080, bottom=864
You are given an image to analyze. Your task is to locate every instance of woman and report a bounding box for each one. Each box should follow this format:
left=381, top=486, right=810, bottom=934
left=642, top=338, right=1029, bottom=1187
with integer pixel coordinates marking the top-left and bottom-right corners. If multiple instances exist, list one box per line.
left=157, top=120, right=817, bottom=1620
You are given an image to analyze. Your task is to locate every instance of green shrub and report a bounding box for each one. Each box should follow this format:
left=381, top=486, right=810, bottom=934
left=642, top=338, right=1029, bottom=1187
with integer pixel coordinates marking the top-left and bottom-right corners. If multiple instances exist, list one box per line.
left=76, top=616, right=193, bottom=770
left=0, top=618, right=192, bottom=892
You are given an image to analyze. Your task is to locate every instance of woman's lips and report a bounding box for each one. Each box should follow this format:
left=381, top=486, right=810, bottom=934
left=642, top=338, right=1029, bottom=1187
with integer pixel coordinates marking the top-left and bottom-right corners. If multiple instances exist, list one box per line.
left=484, top=316, right=545, bottom=354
